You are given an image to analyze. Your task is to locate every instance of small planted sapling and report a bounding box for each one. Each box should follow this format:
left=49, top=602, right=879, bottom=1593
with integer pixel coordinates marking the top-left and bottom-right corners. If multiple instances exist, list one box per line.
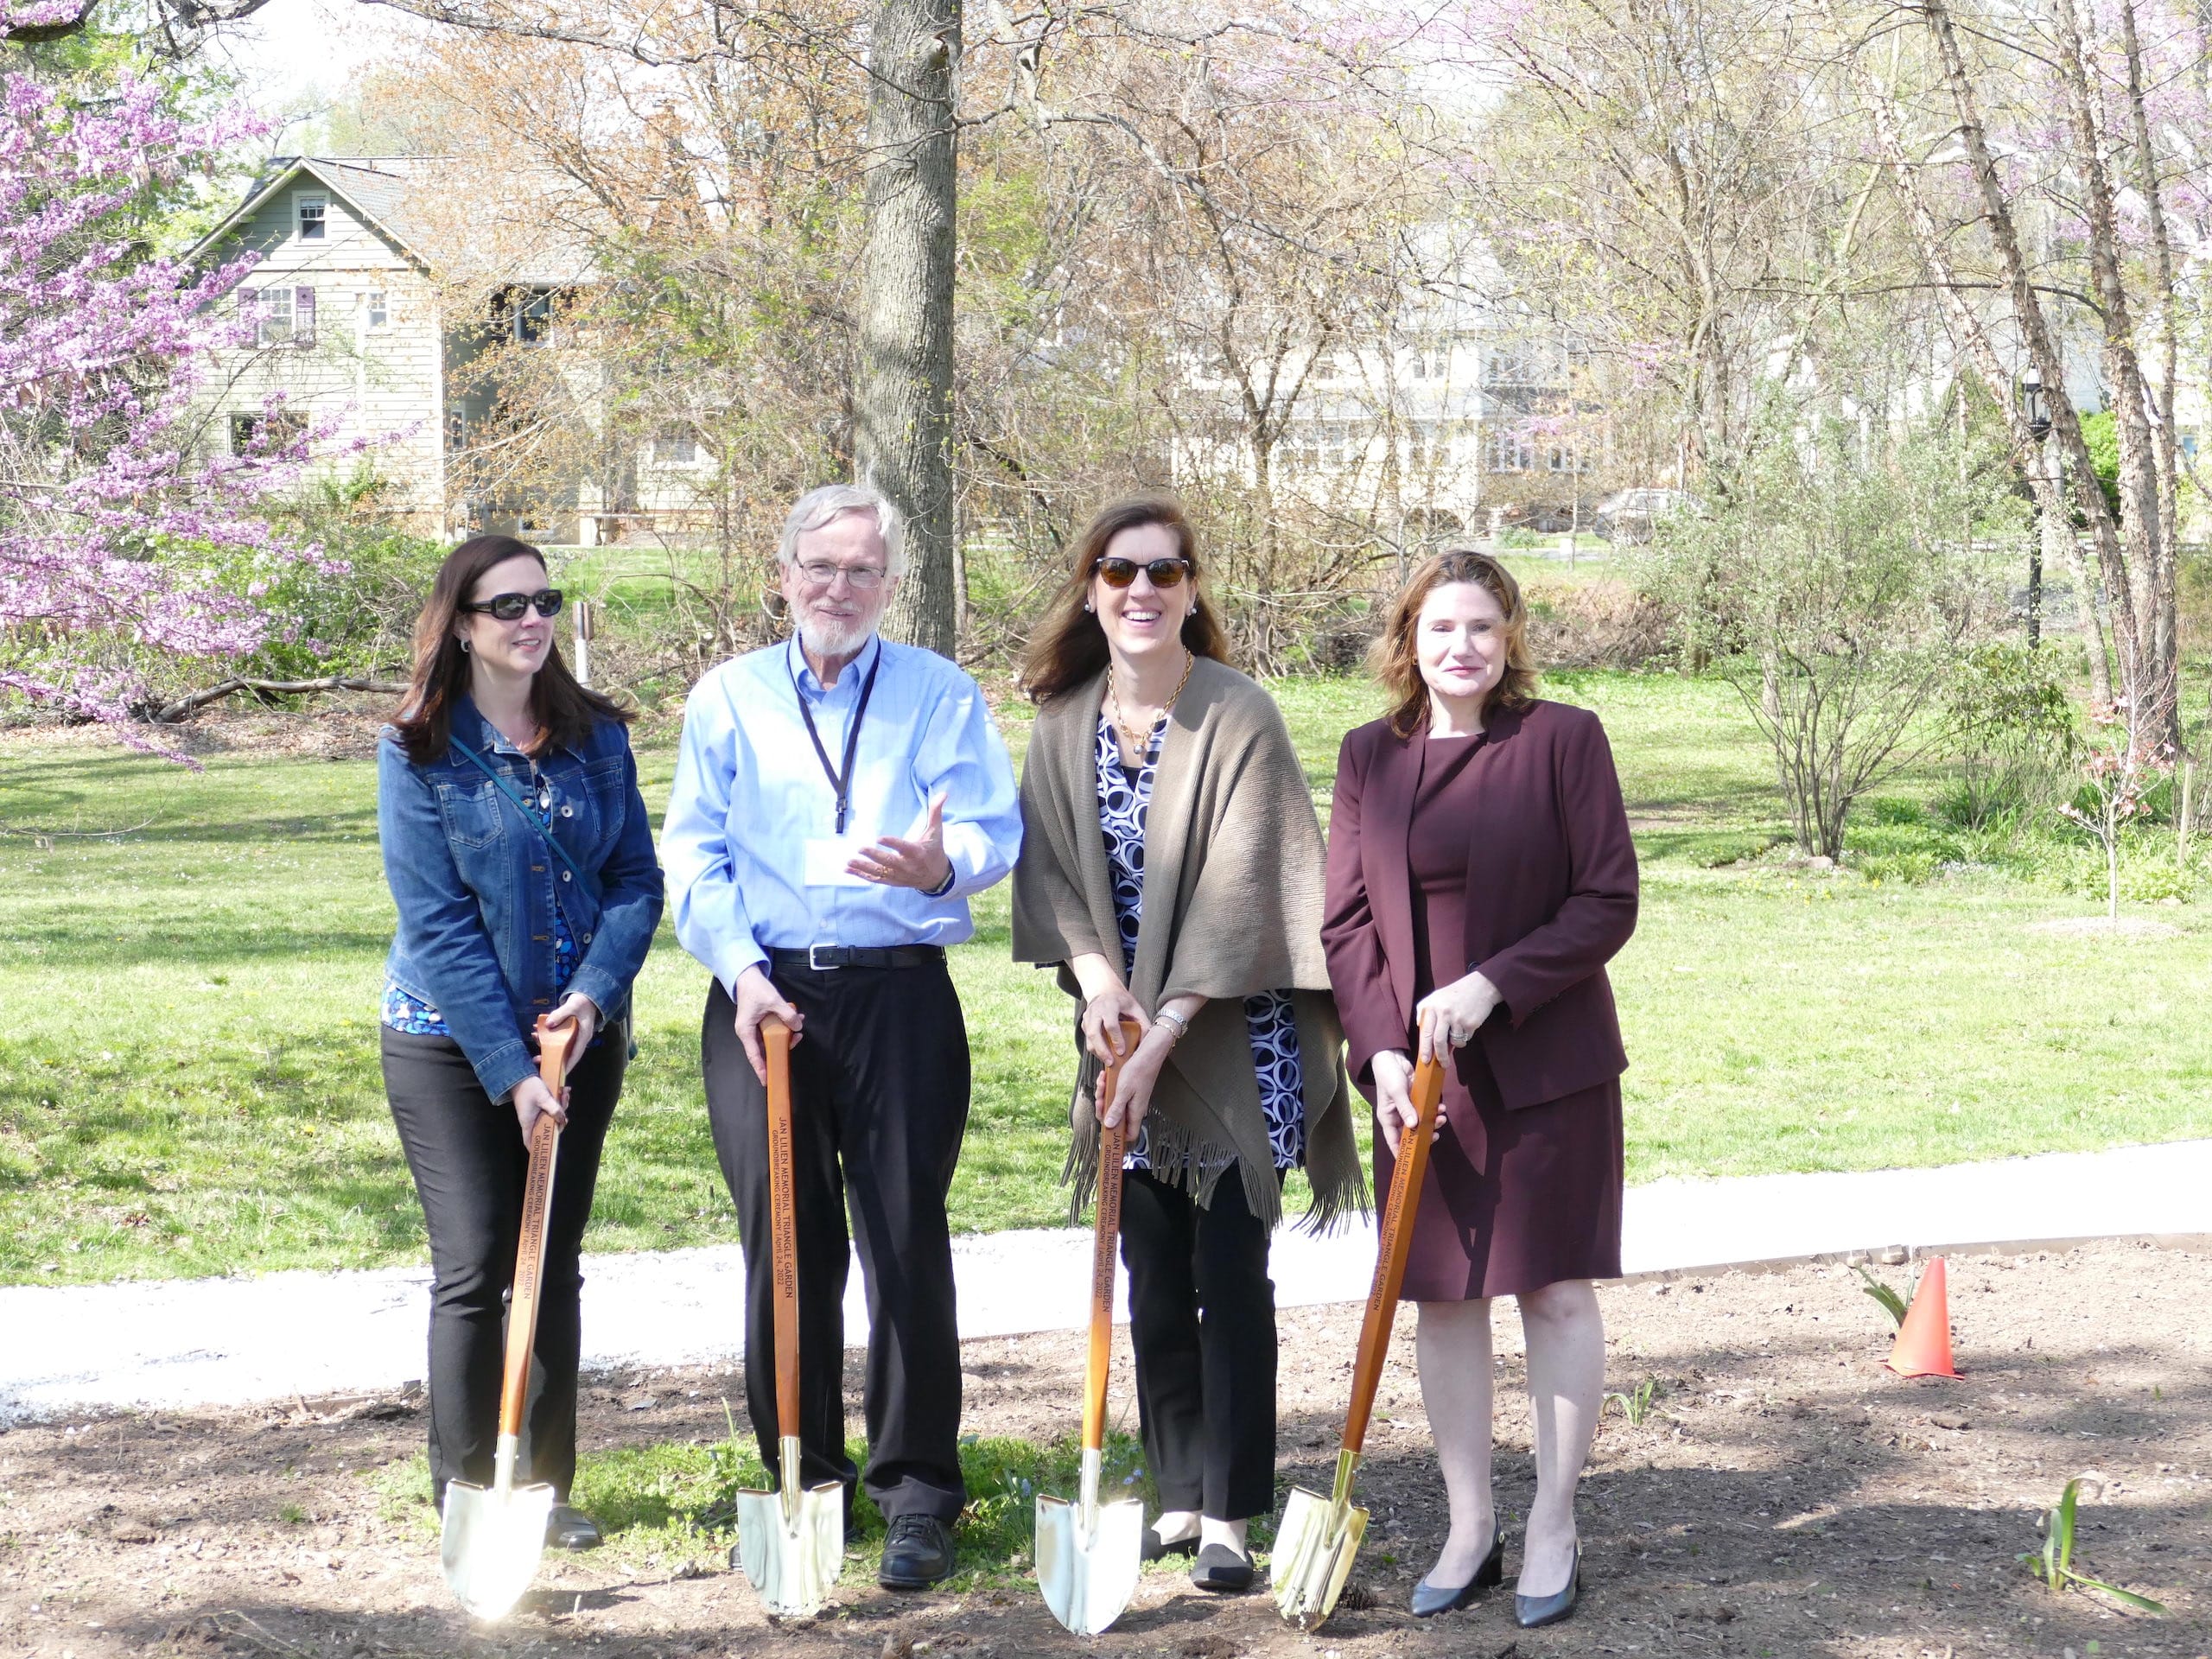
left=1604, top=1376, right=1666, bottom=1427
left=2018, top=1478, right=2166, bottom=1614
left=1853, top=1262, right=1912, bottom=1327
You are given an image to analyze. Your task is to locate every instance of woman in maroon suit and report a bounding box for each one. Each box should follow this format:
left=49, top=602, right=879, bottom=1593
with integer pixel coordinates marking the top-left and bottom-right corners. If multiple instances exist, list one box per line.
left=1322, top=549, right=1637, bottom=1629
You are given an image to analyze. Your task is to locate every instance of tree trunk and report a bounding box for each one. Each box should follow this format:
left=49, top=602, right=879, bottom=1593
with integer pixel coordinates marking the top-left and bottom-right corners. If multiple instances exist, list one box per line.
left=859, top=0, right=961, bottom=658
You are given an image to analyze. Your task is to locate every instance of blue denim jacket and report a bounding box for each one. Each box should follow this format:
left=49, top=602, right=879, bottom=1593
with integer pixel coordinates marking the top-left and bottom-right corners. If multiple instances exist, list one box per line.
left=378, top=697, right=665, bottom=1101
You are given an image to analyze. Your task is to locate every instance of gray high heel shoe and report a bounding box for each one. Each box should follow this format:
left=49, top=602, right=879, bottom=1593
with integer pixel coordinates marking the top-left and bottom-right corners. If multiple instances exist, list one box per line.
left=1514, top=1539, right=1582, bottom=1629
left=1409, top=1526, right=1503, bottom=1616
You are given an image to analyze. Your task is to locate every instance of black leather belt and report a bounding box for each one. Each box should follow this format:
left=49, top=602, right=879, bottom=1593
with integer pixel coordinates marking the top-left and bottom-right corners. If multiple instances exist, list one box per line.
left=769, top=944, right=946, bottom=972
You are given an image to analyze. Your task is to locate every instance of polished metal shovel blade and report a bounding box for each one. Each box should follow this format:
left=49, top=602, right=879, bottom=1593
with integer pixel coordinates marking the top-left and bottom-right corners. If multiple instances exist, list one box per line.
left=1036, top=1490, right=1144, bottom=1635
left=441, top=1476, right=555, bottom=1622
left=1270, top=1481, right=1368, bottom=1630
left=732, top=1459, right=843, bottom=1617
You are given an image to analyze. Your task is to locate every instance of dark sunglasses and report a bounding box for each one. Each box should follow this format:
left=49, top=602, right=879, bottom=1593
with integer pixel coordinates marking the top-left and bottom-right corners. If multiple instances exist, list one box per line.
left=1093, top=556, right=1190, bottom=589
left=461, top=588, right=564, bottom=621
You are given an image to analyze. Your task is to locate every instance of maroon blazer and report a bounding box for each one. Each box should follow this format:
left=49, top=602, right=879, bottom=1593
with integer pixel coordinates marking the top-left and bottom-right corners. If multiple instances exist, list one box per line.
left=1321, top=698, right=1638, bottom=1110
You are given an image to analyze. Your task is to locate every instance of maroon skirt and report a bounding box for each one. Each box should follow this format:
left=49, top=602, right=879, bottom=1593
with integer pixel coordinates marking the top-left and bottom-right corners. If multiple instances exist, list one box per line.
left=1374, top=1039, right=1623, bottom=1302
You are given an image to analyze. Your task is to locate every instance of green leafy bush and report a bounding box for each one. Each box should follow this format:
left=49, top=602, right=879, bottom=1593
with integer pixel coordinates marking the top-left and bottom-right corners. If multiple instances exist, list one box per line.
left=1943, top=642, right=2079, bottom=833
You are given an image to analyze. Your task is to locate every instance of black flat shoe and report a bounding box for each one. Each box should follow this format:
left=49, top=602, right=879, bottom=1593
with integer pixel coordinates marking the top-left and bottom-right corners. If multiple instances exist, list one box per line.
left=1410, top=1527, right=1504, bottom=1616
left=878, top=1513, right=957, bottom=1590
left=1191, top=1541, right=1255, bottom=1594
left=545, top=1504, right=602, bottom=1551
left=1514, top=1540, right=1582, bottom=1629
left=1141, top=1524, right=1200, bottom=1563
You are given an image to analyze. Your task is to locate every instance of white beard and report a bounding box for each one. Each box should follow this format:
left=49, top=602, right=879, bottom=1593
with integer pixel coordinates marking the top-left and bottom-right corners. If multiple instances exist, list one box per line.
left=797, top=613, right=875, bottom=662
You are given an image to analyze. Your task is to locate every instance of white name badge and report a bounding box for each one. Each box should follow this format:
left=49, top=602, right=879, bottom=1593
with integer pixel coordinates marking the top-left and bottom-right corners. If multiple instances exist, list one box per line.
left=803, top=835, right=877, bottom=887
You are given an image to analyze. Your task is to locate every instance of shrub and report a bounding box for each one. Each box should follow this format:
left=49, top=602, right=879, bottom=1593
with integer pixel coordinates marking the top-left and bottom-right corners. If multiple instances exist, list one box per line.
left=1944, top=642, right=2078, bottom=833
left=1648, top=413, right=2021, bottom=857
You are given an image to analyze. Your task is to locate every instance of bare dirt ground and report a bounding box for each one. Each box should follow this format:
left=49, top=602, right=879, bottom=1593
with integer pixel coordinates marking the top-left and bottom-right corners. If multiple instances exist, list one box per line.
left=3, top=1240, right=2205, bottom=1659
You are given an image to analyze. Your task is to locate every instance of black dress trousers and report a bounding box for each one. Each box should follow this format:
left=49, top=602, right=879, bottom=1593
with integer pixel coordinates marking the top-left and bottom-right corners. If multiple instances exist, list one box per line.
left=381, top=1026, right=626, bottom=1509
left=1118, top=1163, right=1280, bottom=1522
left=701, top=963, right=971, bottom=1524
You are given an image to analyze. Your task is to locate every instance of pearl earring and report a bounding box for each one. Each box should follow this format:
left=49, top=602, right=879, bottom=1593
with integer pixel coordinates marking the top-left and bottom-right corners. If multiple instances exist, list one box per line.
left=1083, top=600, right=1094, bottom=613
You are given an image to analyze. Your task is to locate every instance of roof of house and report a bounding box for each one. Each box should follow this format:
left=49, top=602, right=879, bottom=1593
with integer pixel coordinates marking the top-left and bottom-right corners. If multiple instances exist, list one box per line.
left=194, top=156, right=598, bottom=286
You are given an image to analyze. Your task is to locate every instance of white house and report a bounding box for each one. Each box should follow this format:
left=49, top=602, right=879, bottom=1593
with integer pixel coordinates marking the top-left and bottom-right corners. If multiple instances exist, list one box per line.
left=193, top=156, right=712, bottom=543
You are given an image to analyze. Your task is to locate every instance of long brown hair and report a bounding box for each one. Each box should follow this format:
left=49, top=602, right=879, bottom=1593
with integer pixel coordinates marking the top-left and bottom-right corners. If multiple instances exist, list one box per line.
left=1020, top=495, right=1231, bottom=702
left=391, top=534, right=631, bottom=764
left=1372, top=547, right=1539, bottom=738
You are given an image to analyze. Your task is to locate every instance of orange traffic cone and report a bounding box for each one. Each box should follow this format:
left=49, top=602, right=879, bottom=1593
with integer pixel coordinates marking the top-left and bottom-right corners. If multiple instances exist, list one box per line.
left=1885, top=1255, right=1960, bottom=1379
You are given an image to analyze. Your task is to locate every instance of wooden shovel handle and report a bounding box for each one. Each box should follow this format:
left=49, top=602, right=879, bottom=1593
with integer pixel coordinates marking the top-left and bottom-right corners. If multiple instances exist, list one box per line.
left=498, top=1014, right=575, bottom=1440
left=1338, top=1054, right=1444, bottom=1457
left=763, top=1014, right=801, bottom=1442
left=1082, top=1020, right=1141, bottom=1455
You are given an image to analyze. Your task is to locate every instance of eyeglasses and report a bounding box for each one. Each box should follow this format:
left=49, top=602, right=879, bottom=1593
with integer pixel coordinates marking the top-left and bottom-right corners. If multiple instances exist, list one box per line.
left=461, top=588, right=564, bottom=620
left=1093, top=556, right=1190, bottom=588
left=796, top=561, right=888, bottom=590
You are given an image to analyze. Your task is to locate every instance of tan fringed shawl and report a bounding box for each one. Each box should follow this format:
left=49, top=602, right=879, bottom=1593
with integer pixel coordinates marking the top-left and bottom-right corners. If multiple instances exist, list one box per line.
left=1012, top=657, right=1365, bottom=1232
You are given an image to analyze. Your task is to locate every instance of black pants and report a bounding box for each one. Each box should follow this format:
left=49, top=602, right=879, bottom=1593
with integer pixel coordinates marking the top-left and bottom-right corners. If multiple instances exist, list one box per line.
left=701, top=965, right=970, bottom=1523
left=380, top=1026, right=624, bottom=1508
left=1119, top=1165, right=1280, bottom=1522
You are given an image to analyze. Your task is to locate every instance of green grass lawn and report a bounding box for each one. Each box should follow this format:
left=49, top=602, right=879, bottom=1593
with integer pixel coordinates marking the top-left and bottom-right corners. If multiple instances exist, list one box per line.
left=3, top=670, right=2208, bottom=1287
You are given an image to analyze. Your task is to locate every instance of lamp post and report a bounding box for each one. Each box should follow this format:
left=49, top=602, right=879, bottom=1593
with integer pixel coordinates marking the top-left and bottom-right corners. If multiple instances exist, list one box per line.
left=2022, top=367, right=2053, bottom=649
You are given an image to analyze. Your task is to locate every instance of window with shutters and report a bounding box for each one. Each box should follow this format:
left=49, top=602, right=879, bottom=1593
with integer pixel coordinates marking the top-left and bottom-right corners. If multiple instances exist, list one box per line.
left=239, top=286, right=315, bottom=347
left=245, top=286, right=291, bottom=345
left=296, top=195, right=327, bottom=240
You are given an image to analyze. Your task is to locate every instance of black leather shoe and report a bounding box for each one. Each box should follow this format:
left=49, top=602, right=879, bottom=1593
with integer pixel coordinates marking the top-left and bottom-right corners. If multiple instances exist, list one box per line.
left=1191, top=1541, right=1255, bottom=1594
left=1410, top=1526, right=1504, bottom=1616
left=545, top=1504, right=603, bottom=1551
left=1514, top=1540, right=1582, bottom=1629
left=1141, top=1523, right=1200, bottom=1563
left=877, top=1514, right=957, bottom=1590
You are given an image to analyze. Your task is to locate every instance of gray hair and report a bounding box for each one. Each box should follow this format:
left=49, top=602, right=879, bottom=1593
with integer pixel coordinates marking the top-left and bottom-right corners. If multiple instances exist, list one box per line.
left=777, top=484, right=906, bottom=580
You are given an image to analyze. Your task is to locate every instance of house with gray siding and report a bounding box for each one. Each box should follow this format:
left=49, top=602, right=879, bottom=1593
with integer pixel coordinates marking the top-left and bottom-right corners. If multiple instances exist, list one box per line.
left=194, top=156, right=712, bottom=543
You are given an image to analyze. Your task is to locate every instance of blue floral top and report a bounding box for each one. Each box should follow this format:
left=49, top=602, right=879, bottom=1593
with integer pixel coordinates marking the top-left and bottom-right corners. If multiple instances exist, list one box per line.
left=1095, top=714, right=1305, bottom=1172
left=381, top=757, right=583, bottom=1036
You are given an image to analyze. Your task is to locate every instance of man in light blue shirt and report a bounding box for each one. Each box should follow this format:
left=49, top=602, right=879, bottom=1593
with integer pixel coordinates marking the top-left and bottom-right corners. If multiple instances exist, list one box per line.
left=664, top=483, right=1020, bottom=1592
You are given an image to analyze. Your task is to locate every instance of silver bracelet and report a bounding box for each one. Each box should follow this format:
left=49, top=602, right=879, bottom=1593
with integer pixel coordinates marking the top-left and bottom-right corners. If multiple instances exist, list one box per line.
left=1153, top=1009, right=1190, bottom=1045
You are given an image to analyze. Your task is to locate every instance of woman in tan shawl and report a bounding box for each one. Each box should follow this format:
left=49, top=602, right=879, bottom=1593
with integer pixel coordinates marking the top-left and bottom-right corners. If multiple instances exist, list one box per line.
left=1014, top=495, right=1362, bottom=1594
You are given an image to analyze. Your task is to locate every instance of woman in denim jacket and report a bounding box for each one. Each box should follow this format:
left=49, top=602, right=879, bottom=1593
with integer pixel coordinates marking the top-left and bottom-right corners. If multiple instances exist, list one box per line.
left=378, top=534, right=664, bottom=1550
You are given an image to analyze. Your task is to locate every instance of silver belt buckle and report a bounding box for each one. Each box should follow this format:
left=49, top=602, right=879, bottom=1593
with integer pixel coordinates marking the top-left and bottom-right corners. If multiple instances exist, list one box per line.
left=807, top=943, right=842, bottom=971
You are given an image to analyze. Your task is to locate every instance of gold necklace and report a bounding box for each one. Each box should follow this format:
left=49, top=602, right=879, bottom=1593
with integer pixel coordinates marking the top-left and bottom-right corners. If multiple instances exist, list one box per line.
left=1107, top=651, right=1194, bottom=758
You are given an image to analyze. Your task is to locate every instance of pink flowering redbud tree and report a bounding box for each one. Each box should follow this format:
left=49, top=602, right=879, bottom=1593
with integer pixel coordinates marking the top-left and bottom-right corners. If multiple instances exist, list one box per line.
left=0, top=45, right=331, bottom=741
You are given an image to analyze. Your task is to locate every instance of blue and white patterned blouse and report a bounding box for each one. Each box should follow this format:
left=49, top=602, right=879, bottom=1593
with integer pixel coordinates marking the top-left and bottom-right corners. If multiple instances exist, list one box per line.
left=381, top=759, right=583, bottom=1037
left=1095, top=713, right=1305, bottom=1172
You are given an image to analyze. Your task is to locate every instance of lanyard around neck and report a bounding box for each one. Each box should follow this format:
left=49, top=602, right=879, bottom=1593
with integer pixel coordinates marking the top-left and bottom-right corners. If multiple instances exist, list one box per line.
left=788, top=640, right=883, bottom=836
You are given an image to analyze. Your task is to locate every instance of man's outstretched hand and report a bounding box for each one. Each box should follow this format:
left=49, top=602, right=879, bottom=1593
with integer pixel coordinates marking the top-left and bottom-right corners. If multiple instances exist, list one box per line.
left=849, top=791, right=952, bottom=892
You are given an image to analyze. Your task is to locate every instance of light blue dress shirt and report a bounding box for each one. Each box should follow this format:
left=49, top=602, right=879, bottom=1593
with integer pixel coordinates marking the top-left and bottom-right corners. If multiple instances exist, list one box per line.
left=664, top=635, right=1024, bottom=995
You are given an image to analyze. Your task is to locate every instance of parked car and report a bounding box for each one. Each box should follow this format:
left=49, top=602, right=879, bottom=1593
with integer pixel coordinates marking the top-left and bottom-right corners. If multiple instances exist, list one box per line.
left=1594, top=487, right=1688, bottom=544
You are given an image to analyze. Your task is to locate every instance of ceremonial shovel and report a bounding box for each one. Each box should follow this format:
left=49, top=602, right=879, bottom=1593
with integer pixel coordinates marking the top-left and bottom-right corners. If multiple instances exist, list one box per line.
left=1036, top=1021, right=1145, bottom=1635
left=732, top=1014, right=844, bottom=1616
left=441, top=1014, right=575, bottom=1622
left=1272, top=1053, right=1445, bottom=1630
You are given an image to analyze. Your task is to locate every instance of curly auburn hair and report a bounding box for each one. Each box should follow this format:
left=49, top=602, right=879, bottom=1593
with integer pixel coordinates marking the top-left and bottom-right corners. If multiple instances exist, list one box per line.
left=1371, top=547, right=1540, bottom=738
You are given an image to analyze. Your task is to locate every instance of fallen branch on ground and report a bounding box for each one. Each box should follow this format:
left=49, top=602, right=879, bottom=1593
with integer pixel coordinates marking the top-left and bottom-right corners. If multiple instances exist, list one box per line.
left=152, top=675, right=405, bottom=723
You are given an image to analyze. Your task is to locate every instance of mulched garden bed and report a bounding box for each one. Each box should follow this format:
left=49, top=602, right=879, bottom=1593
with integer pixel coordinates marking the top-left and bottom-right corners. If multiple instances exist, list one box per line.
left=2, top=1239, right=2203, bottom=1659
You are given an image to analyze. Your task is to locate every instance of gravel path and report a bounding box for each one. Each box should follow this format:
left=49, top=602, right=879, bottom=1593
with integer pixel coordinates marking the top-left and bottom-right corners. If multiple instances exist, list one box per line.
left=3, top=1138, right=2207, bottom=1423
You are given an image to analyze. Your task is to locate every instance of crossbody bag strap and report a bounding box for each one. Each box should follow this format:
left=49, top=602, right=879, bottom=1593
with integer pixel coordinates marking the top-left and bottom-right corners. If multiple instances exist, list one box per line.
left=448, top=736, right=591, bottom=887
